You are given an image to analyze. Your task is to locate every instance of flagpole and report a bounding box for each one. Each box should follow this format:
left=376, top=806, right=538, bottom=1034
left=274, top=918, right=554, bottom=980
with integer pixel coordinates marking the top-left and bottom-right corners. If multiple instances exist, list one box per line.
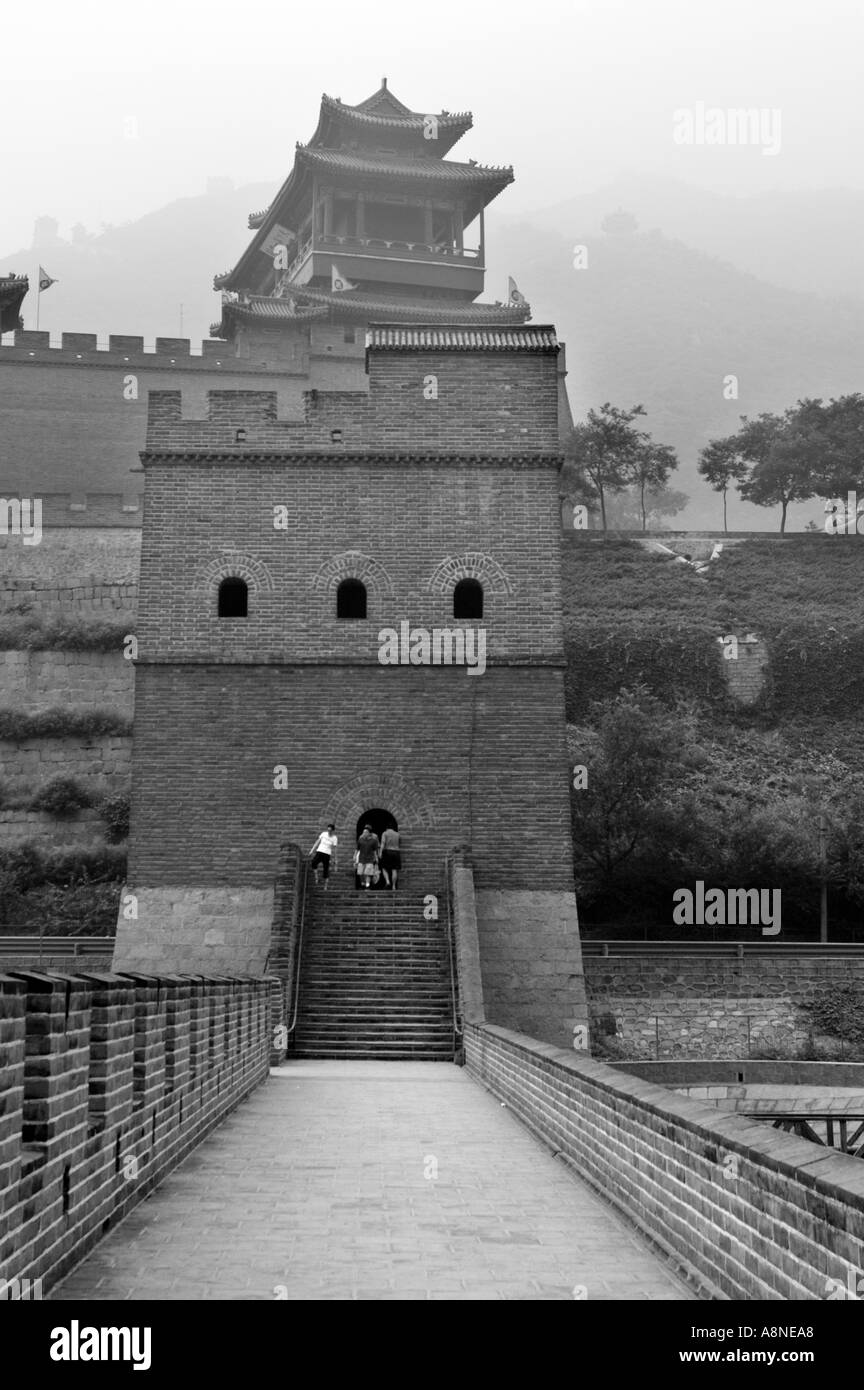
left=36, top=275, right=40, bottom=331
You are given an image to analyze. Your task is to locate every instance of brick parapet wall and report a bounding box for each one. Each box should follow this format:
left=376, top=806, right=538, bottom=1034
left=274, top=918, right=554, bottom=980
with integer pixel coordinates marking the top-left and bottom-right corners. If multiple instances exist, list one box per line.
left=465, top=1023, right=864, bottom=1300
left=0, top=971, right=274, bottom=1296
left=142, top=349, right=561, bottom=454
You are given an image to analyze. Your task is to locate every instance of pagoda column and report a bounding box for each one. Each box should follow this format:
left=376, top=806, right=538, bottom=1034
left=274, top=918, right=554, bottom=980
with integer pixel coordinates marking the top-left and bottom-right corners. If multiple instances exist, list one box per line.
left=357, top=192, right=365, bottom=240
left=424, top=202, right=433, bottom=246
left=453, top=203, right=464, bottom=252
left=323, top=189, right=333, bottom=238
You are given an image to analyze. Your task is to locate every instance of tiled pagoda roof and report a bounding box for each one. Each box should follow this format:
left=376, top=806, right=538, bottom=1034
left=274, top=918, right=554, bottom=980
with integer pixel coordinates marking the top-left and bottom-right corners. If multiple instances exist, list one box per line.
left=312, top=88, right=473, bottom=155
left=296, top=146, right=512, bottom=187
left=213, top=286, right=531, bottom=337
left=246, top=147, right=511, bottom=231
left=368, top=324, right=557, bottom=352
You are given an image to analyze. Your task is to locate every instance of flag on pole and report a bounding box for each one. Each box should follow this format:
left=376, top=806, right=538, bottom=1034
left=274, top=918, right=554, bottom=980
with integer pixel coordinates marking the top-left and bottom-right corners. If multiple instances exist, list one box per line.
left=331, top=263, right=357, bottom=293
left=38, top=266, right=57, bottom=292
left=507, top=276, right=526, bottom=307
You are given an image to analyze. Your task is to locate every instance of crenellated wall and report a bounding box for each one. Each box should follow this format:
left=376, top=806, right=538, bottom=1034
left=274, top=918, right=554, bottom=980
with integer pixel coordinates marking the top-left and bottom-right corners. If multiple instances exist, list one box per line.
left=0, top=971, right=275, bottom=1296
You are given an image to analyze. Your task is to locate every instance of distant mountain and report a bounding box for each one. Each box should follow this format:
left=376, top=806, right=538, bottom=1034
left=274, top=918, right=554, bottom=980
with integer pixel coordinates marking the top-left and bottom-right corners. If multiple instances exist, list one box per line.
left=0, top=182, right=275, bottom=345
left=3, top=179, right=863, bottom=529
left=516, top=175, right=864, bottom=302
left=486, top=219, right=864, bottom=527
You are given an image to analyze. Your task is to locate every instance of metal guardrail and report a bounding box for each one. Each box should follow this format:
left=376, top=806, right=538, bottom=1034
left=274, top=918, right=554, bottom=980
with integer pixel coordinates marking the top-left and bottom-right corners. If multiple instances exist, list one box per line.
left=0, top=936, right=114, bottom=959
left=582, top=940, right=864, bottom=958
left=754, top=1114, right=864, bottom=1157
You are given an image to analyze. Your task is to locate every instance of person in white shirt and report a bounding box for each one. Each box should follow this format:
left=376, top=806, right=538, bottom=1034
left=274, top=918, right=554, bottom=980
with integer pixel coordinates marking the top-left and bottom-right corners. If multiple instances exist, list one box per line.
left=309, top=824, right=338, bottom=888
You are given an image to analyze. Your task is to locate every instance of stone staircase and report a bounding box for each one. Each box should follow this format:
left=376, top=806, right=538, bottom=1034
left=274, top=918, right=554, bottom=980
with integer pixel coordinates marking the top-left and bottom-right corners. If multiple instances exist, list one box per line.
left=293, top=880, right=456, bottom=1060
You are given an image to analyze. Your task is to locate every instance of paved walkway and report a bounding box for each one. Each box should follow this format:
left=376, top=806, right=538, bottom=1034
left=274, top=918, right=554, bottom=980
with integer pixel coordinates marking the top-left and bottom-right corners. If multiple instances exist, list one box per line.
left=52, top=1062, right=694, bottom=1301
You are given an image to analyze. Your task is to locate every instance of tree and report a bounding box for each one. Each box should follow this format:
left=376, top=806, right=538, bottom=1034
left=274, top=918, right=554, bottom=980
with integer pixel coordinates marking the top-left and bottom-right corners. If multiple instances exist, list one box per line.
left=564, top=403, right=646, bottom=532
left=697, top=436, right=749, bottom=533
left=801, top=394, right=864, bottom=498
left=625, top=438, right=680, bottom=531
left=710, top=410, right=819, bottom=533
left=569, top=686, right=696, bottom=891
left=603, top=485, right=689, bottom=530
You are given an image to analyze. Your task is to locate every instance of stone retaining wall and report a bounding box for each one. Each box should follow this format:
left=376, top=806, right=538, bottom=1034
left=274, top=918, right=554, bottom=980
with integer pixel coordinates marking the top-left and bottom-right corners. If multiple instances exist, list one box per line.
left=0, top=652, right=133, bottom=713
left=0, top=807, right=106, bottom=850
left=586, top=956, right=864, bottom=1059
left=0, top=737, right=130, bottom=800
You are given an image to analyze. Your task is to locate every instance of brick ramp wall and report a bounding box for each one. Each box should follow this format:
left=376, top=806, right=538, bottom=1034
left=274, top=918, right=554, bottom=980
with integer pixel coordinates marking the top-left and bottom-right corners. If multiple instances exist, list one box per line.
left=0, top=972, right=275, bottom=1297
left=465, top=1023, right=864, bottom=1300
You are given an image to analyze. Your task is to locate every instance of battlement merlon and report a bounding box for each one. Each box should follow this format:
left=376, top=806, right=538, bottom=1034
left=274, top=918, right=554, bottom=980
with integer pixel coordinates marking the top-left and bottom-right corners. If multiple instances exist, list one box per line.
left=143, top=328, right=564, bottom=454
left=0, top=329, right=266, bottom=367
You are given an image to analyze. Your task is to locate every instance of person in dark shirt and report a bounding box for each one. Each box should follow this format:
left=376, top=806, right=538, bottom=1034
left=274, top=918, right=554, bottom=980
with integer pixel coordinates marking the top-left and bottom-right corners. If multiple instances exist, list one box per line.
left=355, top=825, right=380, bottom=890
left=379, top=826, right=401, bottom=890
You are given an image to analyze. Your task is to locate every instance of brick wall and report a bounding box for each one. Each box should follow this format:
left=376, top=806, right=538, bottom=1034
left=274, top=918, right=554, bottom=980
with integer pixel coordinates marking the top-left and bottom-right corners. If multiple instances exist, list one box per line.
left=127, top=665, right=575, bottom=889
left=0, top=971, right=274, bottom=1296
left=720, top=633, right=769, bottom=705
left=586, top=955, right=864, bottom=1059
left=466, top=1023, right=864, bottom=1300
left=135, top=456, right=563, bottom=662
left=0, top=338, right=306, bottom=505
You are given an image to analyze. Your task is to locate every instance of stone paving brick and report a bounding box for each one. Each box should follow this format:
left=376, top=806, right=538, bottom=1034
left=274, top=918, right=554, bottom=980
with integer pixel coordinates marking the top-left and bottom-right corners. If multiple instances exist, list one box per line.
left=51, top=1060, right=694, bottom=1301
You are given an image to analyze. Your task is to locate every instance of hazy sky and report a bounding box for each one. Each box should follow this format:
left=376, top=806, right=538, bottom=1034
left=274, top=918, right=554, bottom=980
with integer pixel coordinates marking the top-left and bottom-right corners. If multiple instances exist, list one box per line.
left=3, top=0, right=863, bottom=252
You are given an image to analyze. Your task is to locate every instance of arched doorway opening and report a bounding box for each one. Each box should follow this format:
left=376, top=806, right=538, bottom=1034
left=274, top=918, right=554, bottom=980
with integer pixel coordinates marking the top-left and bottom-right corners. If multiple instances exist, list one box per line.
left=355, top=808, right=398, bottom=889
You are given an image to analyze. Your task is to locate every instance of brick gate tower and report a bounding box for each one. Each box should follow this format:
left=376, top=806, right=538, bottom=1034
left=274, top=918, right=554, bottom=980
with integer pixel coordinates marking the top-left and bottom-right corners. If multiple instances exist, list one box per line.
left=112, top=83, right=587, bottom=1049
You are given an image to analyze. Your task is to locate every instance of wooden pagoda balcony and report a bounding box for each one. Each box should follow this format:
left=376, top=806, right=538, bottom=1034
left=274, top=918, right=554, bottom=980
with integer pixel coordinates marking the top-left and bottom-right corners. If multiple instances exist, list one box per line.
left=282, top=232, right=485, bottom=295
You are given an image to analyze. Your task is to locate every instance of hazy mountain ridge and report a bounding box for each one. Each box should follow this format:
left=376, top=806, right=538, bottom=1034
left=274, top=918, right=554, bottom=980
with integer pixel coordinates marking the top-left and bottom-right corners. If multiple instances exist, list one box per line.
left=3, top=177, right=863, bottom=528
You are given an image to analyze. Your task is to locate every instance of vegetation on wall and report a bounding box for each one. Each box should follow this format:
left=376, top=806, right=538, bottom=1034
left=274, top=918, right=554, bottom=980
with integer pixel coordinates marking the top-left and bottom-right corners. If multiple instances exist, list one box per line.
left=0, top=844, right=125, bottom=935
left=800, top=984, right=864, bottom=1047
left=0, top=708, right=131, bottom=741
left=0, top=616, right=131, bottom=652
left=97, top=793, right=130, bottom=843
left=28, top=777, right=94, bottom=817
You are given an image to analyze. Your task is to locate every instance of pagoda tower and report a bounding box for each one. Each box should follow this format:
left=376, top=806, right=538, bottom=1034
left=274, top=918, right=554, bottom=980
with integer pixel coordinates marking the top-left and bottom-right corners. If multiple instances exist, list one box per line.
left=211, top=80, right=530, bottom=379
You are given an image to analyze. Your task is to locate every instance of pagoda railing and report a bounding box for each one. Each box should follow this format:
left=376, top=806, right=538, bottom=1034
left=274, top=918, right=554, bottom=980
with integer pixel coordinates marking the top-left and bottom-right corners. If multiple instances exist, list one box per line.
left=317, top=232, right=481, bottom=262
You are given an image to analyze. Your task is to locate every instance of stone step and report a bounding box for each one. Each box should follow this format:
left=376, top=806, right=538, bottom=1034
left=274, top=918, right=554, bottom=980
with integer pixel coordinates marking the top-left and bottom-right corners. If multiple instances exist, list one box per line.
left=294, top=1045, right=454, bottom=1057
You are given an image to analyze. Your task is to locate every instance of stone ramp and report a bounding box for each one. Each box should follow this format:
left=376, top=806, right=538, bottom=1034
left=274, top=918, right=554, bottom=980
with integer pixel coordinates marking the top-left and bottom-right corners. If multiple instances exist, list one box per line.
left=50, top=1061, right=694, bottom=1301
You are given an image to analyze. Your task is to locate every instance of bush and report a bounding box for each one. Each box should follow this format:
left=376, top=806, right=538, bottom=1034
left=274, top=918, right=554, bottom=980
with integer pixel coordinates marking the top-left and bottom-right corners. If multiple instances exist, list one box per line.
left=801, top=984, right=864, bottom=1046
left=0, top=708, right=131, bottom=741
left=0, top=617, right=132, bottom=652
left=28, top=777, right=94, bottom=818
left=98, top=793, right=130, bottom=843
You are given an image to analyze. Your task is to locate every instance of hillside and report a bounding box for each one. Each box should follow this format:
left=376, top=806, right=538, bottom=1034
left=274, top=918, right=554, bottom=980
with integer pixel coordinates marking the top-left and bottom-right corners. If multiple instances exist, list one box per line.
left=564, top=536, right=864, bottom=936
left=516, top=175, right=864, bottom=302
left=488, top=223, right=864, bottom=528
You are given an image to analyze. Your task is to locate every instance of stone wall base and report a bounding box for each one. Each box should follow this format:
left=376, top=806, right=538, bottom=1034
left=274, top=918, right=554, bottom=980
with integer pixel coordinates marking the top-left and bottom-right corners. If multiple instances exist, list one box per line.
left=112, top=884, right=274, bottom=975
left=474, top=888, right=587, bottom=1049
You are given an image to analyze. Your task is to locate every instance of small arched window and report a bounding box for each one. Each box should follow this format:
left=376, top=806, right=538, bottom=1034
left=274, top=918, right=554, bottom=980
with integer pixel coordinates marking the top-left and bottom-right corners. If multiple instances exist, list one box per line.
left=218, top=577, right=248, bottom=618
left=453, top=578, right=483, bottom=620
left=337, top=578, right=367, bottom=620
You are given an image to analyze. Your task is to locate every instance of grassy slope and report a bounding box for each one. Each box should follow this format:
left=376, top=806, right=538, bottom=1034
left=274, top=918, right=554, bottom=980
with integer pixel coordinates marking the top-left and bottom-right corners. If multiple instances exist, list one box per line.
left=563, top=535, right=864, bottom=748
